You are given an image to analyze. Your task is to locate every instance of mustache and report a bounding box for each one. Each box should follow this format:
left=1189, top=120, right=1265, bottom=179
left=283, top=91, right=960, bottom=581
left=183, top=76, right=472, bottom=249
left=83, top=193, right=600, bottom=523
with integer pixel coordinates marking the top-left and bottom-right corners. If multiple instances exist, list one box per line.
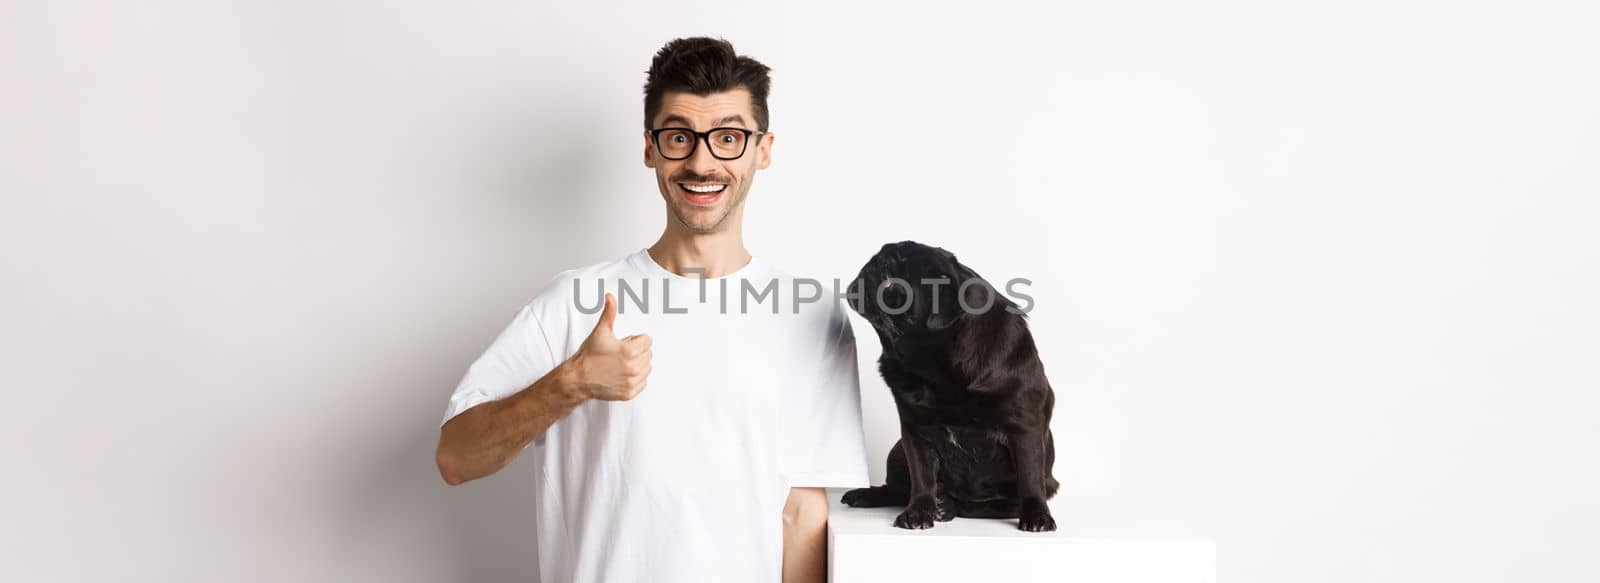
left=671, top=172, right=732, bottom=184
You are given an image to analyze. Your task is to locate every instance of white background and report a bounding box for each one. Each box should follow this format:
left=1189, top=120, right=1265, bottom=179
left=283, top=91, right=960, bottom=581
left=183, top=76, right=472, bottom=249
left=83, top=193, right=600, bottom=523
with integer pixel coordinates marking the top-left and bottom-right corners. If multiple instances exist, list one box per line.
left=3, top=1, right=1597, bottom=581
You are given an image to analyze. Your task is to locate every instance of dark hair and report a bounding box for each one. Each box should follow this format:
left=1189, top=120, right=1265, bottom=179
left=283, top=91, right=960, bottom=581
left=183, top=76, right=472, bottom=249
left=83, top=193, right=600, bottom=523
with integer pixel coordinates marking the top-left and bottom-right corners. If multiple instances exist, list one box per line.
left=643, top=37, right=772, bottom=132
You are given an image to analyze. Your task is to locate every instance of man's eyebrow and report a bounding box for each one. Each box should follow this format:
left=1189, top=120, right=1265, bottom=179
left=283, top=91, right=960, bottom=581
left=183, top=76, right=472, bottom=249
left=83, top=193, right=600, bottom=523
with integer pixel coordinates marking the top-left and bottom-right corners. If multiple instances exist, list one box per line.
left=657, top=114, right=750, bottom=129
left=659, top=114, right=693, bottom=128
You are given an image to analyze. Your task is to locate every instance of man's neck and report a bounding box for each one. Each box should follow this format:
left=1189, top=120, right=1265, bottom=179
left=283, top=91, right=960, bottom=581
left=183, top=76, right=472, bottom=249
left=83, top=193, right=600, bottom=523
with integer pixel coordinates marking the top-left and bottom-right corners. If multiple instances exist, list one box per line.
left=647, top=231, right=752, bottom=279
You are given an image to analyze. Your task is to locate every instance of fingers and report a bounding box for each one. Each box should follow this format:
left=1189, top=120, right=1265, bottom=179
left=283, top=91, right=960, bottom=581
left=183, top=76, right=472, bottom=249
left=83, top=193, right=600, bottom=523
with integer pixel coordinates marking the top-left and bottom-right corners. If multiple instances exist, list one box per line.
left=621, top=333, right=652, bottom=355
left=619, top=335, right=651, bottom=399
left=622, top=360, right=651, bottom=399
left=625, top=361, right=652, bottom=381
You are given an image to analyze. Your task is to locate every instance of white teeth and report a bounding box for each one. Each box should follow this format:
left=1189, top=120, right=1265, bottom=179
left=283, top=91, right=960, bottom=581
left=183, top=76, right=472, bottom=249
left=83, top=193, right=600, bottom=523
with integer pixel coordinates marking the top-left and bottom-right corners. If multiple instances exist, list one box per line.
left=681, top=183, right=726, bottom=193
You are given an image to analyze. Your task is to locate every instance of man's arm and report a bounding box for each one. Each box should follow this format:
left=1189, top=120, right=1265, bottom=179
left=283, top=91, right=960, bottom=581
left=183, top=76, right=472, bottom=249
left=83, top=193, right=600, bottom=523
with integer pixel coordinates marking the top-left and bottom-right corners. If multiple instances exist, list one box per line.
left=436, top=360, right=586, bottom=485
left=436, top=293, right=651, bottom=485
left=781, top=486, right=830, bottom=583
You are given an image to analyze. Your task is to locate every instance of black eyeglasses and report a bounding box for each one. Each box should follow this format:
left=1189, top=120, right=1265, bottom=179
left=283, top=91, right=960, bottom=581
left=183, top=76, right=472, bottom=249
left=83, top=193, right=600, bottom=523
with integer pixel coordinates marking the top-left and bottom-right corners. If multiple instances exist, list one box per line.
left=649, top=127, right=766, bottom=161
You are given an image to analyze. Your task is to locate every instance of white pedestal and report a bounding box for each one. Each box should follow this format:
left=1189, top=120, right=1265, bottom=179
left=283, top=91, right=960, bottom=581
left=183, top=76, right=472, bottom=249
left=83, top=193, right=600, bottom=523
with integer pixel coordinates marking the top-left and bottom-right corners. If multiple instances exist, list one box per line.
left=825, top=488, right=1215, bottom=583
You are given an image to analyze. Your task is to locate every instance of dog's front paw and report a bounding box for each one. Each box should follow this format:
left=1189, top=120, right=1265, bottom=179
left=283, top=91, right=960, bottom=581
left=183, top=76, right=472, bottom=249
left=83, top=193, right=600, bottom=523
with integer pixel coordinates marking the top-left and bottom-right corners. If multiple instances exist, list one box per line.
left=894, top=507, right=938, bottom=530
left=893, top=497, right=940, bottom=530
left=840, top=488, right=872, bottom=507
left=1018, top=511, right=1056, bottom=532
left=1017, top=499, right=1056, bottom=532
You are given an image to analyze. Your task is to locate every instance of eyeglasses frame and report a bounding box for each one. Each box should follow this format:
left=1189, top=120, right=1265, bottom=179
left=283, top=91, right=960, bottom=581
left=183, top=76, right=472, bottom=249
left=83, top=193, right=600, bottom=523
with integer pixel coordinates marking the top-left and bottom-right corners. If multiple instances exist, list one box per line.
left=648, top=126, right=768, bottom=161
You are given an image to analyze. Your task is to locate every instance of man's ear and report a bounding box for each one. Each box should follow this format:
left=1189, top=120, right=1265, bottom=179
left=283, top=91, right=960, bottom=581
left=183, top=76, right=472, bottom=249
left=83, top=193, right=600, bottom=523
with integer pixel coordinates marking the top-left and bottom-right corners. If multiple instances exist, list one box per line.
left=643, top=131, right=656, bottom=168
left=756, top=131, right=774, bottom=170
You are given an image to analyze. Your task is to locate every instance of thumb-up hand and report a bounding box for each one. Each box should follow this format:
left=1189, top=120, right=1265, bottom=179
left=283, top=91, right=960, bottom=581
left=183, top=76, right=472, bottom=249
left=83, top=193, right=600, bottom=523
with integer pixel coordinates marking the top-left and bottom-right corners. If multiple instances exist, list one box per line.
left=573, top=292, right=653, bottom=401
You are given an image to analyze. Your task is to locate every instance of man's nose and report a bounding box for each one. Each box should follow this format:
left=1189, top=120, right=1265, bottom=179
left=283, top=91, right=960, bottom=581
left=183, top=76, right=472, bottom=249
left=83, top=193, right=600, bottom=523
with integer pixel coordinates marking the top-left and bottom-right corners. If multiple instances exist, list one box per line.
left=685, top=136, right=721, bottom=174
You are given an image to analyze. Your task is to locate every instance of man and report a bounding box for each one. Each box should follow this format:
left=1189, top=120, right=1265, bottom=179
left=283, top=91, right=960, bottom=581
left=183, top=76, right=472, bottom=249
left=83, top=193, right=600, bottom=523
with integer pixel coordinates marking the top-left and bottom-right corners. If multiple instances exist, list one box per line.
left=434, top=37, right=871, bottom=583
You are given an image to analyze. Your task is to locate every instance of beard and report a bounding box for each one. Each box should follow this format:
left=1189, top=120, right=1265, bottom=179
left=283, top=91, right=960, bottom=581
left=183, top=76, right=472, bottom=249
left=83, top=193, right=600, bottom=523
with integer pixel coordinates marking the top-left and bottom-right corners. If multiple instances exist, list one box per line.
left=662, top=174, right=750, bottom=234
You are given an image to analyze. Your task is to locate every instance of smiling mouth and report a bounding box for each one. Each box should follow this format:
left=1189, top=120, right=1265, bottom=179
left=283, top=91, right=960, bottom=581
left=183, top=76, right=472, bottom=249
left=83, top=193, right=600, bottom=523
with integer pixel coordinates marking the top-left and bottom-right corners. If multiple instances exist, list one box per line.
left=677, top=182, right=727, bottom=206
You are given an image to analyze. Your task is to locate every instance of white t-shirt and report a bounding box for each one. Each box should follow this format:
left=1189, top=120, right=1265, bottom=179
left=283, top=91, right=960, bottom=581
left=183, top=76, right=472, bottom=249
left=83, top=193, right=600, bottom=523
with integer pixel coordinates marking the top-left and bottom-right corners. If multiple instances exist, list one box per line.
left=441, top=248, right=872, bottom=583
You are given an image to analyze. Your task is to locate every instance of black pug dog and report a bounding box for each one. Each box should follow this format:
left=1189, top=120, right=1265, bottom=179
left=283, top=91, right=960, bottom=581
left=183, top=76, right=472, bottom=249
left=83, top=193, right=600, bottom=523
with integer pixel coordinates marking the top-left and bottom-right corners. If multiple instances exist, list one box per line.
left=841, top=241, right=1060, bottom=532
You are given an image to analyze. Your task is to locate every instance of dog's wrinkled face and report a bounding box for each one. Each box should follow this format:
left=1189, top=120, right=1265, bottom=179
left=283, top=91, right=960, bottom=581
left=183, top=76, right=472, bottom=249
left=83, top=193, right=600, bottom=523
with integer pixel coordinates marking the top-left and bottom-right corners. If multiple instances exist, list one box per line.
left=848, top=241, right=978, bottom=342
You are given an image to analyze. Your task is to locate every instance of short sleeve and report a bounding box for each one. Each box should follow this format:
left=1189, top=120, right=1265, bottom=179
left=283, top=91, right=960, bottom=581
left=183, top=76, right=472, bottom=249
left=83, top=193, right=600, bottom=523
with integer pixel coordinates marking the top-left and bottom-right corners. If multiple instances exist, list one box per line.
left=440, top=303, right=560, bottom=437
left=779, top=299, right=872, bottom=488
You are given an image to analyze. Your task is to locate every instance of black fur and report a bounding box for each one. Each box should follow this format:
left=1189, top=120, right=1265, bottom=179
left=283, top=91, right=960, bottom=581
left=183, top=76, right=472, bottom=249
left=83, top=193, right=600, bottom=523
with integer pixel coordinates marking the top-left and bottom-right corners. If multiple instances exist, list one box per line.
left=841, top=241, right=1060, bottom=532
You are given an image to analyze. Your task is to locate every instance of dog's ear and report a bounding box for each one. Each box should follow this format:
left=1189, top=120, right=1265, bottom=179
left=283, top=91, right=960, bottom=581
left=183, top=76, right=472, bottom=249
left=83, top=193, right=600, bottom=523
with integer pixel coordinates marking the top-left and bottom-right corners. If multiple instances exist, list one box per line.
left=927, top=253, right=983, bottom=330
left=927, top=282, right=960, bottom=331
left=953, top=260, right=998, bottom=316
